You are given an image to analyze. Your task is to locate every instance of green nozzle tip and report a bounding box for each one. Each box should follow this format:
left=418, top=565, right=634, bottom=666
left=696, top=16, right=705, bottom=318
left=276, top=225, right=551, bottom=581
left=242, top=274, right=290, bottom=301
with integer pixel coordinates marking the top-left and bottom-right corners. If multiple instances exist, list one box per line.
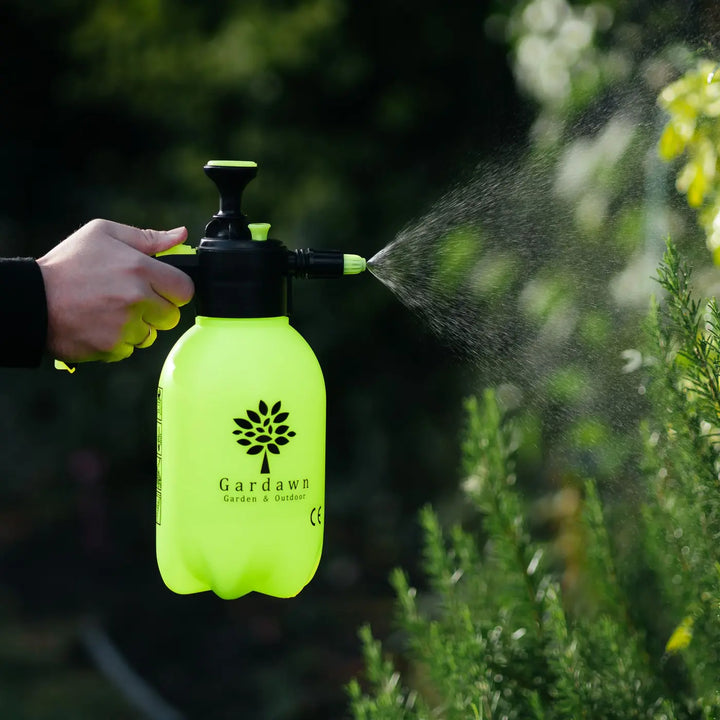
left=343, top=254, right=366, bottom=275
left=206, top=160, right=258, bottom=168
left=249, top=223, right=271, bottom=241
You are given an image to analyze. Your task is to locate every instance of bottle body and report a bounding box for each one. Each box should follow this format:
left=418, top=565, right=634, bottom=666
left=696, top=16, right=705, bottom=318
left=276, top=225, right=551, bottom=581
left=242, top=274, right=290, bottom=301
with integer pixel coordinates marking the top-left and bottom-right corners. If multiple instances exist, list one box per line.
left=156, top=316, right=325, bottom=600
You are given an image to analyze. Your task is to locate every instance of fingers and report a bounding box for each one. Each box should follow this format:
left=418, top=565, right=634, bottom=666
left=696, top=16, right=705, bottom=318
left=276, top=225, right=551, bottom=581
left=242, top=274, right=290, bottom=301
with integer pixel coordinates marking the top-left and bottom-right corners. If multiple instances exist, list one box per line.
left=93, top=287, right=179, bottom=362
left=135, top=327, right=158, bottom=349
left=141, top=293, right=181, bottom=331
left=105, top=221, right=188, bottom=255
left=123, top=321, right=158, bottom=352
left=103, top=343, right=135, bottom=363
left=85, top=220, right=195, bottom=306
left=146, top=259, right=195, bottom=307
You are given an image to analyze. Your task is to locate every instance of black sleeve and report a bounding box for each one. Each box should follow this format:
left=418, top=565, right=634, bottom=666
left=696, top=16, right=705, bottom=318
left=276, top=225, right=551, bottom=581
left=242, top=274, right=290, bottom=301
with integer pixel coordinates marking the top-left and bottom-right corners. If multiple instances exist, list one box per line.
left=0, top=258, right=48, bottom=368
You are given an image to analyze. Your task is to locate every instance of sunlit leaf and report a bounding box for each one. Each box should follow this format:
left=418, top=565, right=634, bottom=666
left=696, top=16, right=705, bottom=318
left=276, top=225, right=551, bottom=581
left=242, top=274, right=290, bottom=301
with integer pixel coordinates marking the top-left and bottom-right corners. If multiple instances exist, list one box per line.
left=658, top=123, right=686, bottom=160
left=666, top=616, right=694, bottom=654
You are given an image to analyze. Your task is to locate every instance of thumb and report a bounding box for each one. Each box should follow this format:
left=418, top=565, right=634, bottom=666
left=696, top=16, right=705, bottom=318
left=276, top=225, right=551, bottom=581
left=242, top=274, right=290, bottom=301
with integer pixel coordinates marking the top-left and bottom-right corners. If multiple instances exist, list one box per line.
left=109, top=223, right=188, bottom=255
left=148, top=226, right=188, bottom=254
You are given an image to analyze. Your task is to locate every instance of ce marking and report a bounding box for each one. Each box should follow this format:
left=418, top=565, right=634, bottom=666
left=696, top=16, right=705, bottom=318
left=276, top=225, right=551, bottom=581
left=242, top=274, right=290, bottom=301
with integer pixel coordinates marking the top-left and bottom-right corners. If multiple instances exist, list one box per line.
left=310, top=505, right=323, bottom=527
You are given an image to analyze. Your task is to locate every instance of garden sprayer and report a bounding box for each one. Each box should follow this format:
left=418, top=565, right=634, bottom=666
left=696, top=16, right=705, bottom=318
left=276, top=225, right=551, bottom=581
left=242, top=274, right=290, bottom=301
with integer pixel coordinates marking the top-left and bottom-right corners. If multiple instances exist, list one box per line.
left=155, top=160, right=366, bottom=600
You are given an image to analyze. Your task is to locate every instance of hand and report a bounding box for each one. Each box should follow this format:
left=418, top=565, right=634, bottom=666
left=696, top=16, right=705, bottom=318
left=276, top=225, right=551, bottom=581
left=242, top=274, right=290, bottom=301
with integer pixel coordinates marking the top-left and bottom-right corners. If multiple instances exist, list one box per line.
left=37, top=219, right=195, bottom=362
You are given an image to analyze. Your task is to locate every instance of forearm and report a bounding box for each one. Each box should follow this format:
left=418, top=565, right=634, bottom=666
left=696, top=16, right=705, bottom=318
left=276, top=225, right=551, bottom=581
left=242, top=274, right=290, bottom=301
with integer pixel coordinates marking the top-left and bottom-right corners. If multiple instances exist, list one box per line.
left=0, top=258, right=48, bottom=368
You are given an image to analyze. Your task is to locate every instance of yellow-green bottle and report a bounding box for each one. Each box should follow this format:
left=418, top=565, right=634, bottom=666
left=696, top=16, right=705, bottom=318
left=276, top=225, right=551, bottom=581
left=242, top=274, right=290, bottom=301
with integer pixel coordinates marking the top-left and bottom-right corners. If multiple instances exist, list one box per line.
left=156, top=161, right=365, bottom=600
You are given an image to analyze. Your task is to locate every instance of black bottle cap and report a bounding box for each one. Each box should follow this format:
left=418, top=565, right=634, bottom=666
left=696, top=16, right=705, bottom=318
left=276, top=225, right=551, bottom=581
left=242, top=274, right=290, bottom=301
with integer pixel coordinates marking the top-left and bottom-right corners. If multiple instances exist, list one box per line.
left=197, top=161, right=289, bottom=318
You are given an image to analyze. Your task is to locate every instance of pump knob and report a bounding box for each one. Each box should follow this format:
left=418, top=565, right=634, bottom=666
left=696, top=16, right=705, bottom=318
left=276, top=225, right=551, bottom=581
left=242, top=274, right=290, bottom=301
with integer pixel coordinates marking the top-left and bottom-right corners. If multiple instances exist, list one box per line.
left=203, top=160, right=258, bottom=240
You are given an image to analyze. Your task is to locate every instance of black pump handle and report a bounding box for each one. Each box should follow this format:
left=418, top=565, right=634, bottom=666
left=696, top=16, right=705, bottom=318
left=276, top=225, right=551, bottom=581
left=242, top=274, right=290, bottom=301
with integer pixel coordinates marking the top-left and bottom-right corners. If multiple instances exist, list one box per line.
left=204, top=162, right=257, bottom=219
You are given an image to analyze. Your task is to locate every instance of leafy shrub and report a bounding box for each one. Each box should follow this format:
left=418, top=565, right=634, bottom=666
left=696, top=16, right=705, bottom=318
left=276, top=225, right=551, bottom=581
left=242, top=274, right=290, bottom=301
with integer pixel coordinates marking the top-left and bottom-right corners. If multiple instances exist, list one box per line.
left=349, top=243, right=720, bottom=719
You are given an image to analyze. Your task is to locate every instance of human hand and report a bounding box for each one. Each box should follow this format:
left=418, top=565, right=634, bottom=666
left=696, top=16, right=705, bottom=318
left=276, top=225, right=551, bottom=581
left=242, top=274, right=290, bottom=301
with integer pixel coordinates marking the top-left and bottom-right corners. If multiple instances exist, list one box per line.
left=37, top=219, right=195, bottom=363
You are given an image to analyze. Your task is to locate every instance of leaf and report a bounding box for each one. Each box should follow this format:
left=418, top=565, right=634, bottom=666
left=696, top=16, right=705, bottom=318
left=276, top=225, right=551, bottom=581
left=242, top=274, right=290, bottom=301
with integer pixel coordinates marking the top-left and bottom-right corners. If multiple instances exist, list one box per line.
left=245, top=431, right=256, bottom=437
left=666, top=616, right=694, bottom=654
left=271, top=401, right=282, bottom=415
left=276, top=437, right=289, bottom=445
left=268, top=444, right=279, bottom=454
left=234, top=418, right=252, bottom=429
left=247, top=410, right=261, bottom=423
left=247, top=445, right=263, bottom=455
left=288, top=431, right=296, bottom=437
left=257, top=435, right=271, bottom=443
left=237, top=439, right=251, bottom=446
left=233, top=430, right=242, bottom=435
left=658, top=122, right=687, bottom=161
left=275, top=425, right=289, bottom=435
left=259, top=400, right=268, bottom=416
left=263, top=418, right=270, bottom=427
left=274, top=412, right=289, bottom=423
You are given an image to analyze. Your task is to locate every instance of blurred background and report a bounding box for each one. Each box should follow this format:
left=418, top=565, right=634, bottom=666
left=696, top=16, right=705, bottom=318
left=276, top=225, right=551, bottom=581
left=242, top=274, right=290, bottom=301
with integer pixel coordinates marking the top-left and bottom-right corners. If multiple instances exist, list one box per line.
left=0, top=0, right=718, bottom=718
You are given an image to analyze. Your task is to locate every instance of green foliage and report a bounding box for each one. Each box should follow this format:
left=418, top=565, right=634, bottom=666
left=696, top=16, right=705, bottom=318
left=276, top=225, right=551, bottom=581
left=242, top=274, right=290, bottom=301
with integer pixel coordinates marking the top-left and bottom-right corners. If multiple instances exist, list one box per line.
left=658, top=62, right=720, bottom=262
left=349, top=242, right=720, bottom=718
left=655, top=241, right=720, bottom=423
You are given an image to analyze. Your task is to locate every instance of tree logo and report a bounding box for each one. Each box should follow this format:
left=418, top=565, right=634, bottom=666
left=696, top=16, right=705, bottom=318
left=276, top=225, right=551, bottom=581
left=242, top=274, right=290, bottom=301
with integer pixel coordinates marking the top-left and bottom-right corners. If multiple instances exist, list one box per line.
left=233, top=401, right=296, bottom=474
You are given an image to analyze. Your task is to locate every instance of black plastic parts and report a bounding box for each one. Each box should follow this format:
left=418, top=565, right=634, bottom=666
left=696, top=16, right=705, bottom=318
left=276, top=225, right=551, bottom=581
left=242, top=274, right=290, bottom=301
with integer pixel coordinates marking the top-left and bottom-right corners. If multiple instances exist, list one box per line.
left=157, top=163, right=349, bottom=318
left=289, top=249, right=346, bottom=279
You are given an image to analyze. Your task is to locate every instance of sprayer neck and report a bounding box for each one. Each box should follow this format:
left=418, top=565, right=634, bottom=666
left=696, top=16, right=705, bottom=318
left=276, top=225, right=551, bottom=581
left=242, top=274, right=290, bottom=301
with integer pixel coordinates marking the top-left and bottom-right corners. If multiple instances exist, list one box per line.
left=194, top=237, right=289, bottom=318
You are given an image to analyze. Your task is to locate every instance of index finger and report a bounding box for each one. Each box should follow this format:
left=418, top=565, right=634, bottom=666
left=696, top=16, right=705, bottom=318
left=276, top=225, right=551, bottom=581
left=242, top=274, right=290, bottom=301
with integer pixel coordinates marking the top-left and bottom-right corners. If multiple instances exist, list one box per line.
left=144, top=256, right=195, bottom=306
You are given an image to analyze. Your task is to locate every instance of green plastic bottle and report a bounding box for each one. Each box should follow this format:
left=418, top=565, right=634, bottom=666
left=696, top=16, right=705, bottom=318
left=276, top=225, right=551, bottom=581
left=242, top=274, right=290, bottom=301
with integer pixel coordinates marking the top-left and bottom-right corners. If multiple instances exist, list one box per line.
left=156, top=161, right=365, bottom=600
